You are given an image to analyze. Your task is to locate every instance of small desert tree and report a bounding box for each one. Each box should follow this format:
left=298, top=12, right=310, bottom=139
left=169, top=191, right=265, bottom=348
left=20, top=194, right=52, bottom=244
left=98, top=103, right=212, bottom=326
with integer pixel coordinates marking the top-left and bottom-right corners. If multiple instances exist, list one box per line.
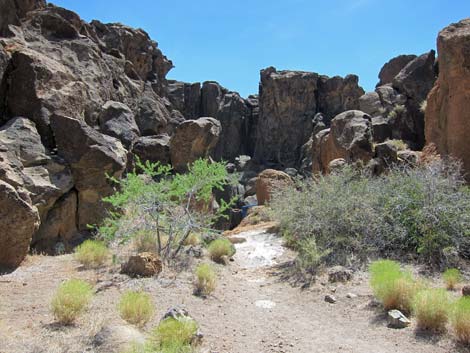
left=97, top=158, right=234, bottom=263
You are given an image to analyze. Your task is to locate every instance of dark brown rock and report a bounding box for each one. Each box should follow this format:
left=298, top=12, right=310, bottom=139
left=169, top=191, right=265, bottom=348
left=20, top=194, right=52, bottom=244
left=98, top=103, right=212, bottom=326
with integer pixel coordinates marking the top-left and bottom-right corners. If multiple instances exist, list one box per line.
left=170, top=117, right=221, bottom=172
left=254, top=67, right=364, bottom=168
left=377, top=55, right=417, bottom=87
left=425, top=19, right=470, bottom=180
left=312, top=111, right=373, bottom=174
left=50, top=114, right=127, bottom=229
left=167, top=80, right=201, bottom=120
left=99, top=101, right=139, bottom=148
left=0, top=180, right=39, bottom=270
left=132, top=134, right=170, bottom=165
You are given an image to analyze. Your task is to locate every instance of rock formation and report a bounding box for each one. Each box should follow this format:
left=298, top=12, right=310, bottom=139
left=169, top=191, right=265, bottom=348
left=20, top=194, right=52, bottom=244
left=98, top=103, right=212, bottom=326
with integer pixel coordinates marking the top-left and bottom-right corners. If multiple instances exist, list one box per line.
left=254, top=67, right=364, bottom=168
left=426, top=19, right=470, bottom=179
left=359, top=51, right=437, bottom=149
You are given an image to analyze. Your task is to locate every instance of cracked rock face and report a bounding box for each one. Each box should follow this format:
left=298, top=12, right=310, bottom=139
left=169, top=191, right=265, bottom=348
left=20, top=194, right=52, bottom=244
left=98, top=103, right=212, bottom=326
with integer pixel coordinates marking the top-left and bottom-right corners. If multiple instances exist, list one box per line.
left=426, top=19, right=470, bottom=181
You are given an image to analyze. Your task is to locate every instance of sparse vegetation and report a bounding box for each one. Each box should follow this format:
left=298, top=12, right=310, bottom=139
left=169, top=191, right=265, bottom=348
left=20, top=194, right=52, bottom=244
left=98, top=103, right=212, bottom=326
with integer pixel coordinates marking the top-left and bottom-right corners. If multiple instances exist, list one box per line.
left=369, top=260, right=420, bottom=313
left=51, top=279, right=93, bottom=325
left=194, top=263, right=216, bottom=296
left=386, top=139, right=408, bottom=151
left=207, top=238, right=235, bottom=264
left=271, top=160, right=470, bottom=273
left=451, top=297, right=470, bottom=345
left=443, top=268, right=462, bottom=290
left=184, top=233, right=201, bottom=247
left=387, top=104, right=407, bottom=119
left=412, top=288, right=451, bottom=332
left=148, top=317, right=198, bottom=352
left=118, top=290, right=154, bottom=327
left=97, top=158, right=235, bottom=264
left=74, top=239, right=109, bottom=268
left=420, top=100, right=427, bottom=113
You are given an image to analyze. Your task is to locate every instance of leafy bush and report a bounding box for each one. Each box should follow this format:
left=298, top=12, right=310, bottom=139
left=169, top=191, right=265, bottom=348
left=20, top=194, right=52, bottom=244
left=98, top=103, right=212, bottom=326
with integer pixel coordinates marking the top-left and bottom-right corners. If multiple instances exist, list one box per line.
left=451, top=297, right=470, bottom=344
left=118, top=291, right=154, bottom=327
left=194, top=263, right=216, bottom=296
left=270, top=160, right=470, bottom=272
left=443, top=268, right=462, bottom=290
left=207, top=238, right=235, bottom=264
left=412, top=288, right=451, bottom=332
left=369, top=260, right=420, bottom=313
left=51, top=279, right=93, bottom=324
left=148, top=317, right=198, bottom=352
left=97, top=158, right=234, bottom=264
left=74, top=240, right=109, bottom=268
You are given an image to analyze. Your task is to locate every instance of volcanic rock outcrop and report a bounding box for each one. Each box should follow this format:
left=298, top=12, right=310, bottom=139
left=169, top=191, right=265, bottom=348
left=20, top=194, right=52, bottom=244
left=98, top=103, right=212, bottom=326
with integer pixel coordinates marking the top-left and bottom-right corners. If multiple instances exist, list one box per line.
left=425, top=19, right=470, bottom=180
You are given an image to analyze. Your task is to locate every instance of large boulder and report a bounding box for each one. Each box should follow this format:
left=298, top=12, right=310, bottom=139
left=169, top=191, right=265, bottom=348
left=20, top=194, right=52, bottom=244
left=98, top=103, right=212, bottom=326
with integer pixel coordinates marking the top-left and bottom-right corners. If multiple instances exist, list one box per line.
left=98, top=101, right=140, bottom=148
left=426, top=19, right=470, bottom=179
left=132, top=134, right=170, bottom=165
left=0, top=0, right=46, bottom=36
left=51, top=114, right=127, bottom=229
left=312, top=110, right=373, bottom=173
left=0, top=180, right=39, bottom=270
left=170, top=117, right=221, bottom=172
left=256, top=169, right=292, bottom=205
left=253, top=67, right=364, bottom=168
left=377, top=54, right=417, bottom=87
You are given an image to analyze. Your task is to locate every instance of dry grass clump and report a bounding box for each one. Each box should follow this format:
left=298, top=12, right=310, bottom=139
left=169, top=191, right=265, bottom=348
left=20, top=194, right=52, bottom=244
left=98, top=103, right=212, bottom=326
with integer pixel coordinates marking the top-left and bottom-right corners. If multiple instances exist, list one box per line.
left=148, top=317, right=198, bottom=352
left=184, top=233, right=201, bottom=246
left=194, top=263, right=216, bottom=296
left=51, top=279, right=93, bottom=325
left=442, top=268, right=462, bottom=290
left=369, top=260, right=421, bottom=313
left=451, top=297, right=470, bottom=345
left=74, top=240, right=109, bottom=268
left=412, top=288, right=451, bottom=332
left=386, top=139, right=408, bottom=151
left=118, top=290, right=154, bottom=327
left=207, top=238, right=235, bottom=264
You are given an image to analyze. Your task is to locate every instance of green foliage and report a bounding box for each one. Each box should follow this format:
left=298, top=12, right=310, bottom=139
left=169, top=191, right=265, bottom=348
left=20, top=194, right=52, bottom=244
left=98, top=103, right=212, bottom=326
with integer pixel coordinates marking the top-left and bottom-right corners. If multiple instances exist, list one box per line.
left=194, top=263, right=216, bottom=296
left=207, top=238, right=236, bottom=264
left=118, top=291, right=154, bottom=327
left=51, top=279, right=93, bottom=325
left=74, top=240, right=109, bottom=268
left=270, top=161, right=470, bottom=272
left=442, top=268, right=462, bottom=290
left=451, top=297, right=470, bottom=344
left=96, top=157, right=235, bottom=263
left=369, top=260, right=421, bottom=313
left=148, top=318, right=198, bottom=352
left=412, top=288, right=451, bottom=332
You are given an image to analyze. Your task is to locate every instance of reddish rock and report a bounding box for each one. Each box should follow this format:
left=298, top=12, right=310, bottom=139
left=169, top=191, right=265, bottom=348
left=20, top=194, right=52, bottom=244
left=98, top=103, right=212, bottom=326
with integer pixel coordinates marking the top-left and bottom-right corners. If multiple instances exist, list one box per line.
left=255, top=169, right=292, bottom=205
left=425, top=19, right=470, bottom=180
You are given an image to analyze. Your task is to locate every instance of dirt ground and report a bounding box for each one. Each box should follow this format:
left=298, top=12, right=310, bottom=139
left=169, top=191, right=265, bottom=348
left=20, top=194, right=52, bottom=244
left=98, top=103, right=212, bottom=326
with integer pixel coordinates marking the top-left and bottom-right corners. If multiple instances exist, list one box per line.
left=0, top=229, right=467, bottom=353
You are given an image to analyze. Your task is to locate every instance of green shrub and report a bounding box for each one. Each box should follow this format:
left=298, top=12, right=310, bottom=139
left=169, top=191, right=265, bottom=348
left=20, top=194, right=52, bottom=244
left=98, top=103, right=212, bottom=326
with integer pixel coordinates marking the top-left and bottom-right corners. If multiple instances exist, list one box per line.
left=451, top=297, right=470, bottom=344
left=97, top=158, right=235, bottom=264
left=149, top=317, right=198, bottom=352
left=51, top=279, right=93, bottom=324
left=184, top=233, right=201, bottom=247
left=270, top=161, right=470, bottom=273
left=369, top=260, right=420, bottom=313
left=442, top=268, right=462, bottom=290
left=207, top=238, right=235, bottom=264
left=194, top=263, right=216, bottom=296
left=74, top=239, right=109, bottom=268
left=118, top=291, right=154, bottom=327
left=412, top=288, right=451, bottom=332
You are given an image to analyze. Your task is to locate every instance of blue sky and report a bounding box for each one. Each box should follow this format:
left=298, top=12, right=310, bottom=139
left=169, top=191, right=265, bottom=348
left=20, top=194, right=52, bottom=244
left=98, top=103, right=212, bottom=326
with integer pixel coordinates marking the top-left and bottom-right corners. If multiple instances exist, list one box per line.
left=52, top=0, right=469, bottom=97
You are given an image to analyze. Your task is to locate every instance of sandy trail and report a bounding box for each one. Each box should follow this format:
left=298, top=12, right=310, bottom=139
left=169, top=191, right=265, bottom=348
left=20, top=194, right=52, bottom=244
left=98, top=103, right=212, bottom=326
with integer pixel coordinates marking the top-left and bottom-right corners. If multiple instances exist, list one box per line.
left=0, top=229, right=461, bottom=353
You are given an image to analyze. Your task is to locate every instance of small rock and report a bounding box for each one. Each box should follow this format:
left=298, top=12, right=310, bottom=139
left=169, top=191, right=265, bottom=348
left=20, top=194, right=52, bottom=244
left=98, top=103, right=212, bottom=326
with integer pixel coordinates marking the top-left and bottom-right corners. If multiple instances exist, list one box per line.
left=462, top=285, right=470, bottom=297
left=325, top=294, right=337, bottom=304
left=328, top=266, right=353, bottom=283
left=346, top=293, right=358, bottom=299
left=387, top=310, right=411, bottom=329
left=121, top=252, right=162, bottom=277
left=185, top=245, right=204, bottom=258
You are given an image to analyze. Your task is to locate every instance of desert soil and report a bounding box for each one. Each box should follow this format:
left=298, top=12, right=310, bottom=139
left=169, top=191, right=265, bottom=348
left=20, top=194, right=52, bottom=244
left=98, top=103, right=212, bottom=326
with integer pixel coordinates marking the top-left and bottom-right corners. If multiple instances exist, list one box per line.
left=0, top=229, right=465, bottom=353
